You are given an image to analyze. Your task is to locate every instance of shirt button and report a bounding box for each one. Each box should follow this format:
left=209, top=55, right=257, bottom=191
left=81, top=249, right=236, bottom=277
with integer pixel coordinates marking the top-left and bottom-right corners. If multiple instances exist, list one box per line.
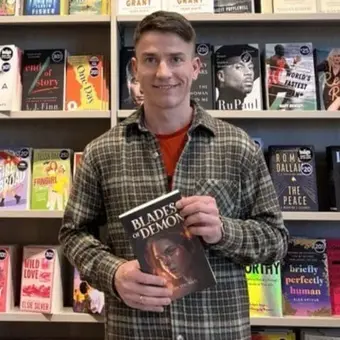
left=177, top=335, right=184, bottom=340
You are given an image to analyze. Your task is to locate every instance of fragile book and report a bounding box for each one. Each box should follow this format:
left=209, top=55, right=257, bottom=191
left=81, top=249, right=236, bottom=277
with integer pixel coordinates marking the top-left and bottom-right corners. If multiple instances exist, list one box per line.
left=119, top=189, right=216, bottom=301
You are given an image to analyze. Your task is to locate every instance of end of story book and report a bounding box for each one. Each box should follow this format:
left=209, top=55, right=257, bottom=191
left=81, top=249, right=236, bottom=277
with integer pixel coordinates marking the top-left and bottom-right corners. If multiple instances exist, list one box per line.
left=119, top=189, right=217, bottom=301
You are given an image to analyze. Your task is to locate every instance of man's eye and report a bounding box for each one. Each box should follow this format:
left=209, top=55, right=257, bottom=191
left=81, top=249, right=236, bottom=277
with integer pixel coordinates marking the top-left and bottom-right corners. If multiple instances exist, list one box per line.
left=172, top=57, right=182, bottom=63
left=145, top=57, right=156, bottom=64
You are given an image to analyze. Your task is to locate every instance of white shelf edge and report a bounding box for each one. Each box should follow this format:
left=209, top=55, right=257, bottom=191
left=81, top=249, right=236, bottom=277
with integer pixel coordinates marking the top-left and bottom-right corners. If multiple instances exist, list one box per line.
left=1, top=309, right=340, bottom=327
left=282, top=212, right=340, bottom=221
left=0, top=210, right=63, bottom=218
left=0, top=15, right=110, bottom=25
left=118, top=110, right=340, bottom=119
left=117, top=13, right=340, bottom=24
left=0, top=110, right=110, bottom=119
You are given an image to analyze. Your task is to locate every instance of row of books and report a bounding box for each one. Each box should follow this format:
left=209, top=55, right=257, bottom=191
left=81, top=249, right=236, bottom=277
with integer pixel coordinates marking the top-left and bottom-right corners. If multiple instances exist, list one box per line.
left=121, top=43, right=340, bottom=112
left=0, top=144, right=339, bottom=212
left=1, top=237, right=340, bottom=318
left=0, top=46, right=109, bottom=112
left=0, top=0, right=109, bottom=16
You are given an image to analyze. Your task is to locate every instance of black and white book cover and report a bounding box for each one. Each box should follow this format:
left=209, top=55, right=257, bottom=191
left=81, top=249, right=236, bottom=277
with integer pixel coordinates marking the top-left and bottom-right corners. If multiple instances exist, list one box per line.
left=268, top=145, right=319, bottom=211
left=214, top=44, right=262, bottom=110
left=119, top=189, right=216, bottom=301
left=119, top=47, right=143, bottom=110
left=326, top=146, right=340, bottom=211
left=214, top=0, right=255, bottom=12
left=191, top=43, right=214, bottom=109
left=265, top=43, right=317, bottom=110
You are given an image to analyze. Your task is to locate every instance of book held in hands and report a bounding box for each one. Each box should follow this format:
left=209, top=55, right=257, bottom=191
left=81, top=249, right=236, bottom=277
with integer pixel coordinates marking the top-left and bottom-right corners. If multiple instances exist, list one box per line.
left=119, top=189, right=216, bottom=301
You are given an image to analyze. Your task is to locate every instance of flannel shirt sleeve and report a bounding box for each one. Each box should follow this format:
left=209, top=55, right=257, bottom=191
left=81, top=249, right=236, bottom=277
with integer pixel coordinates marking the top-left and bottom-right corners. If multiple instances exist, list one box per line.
left=58, top=145, right=126, bottom=298
left=211, top=145, right=289, bottom=265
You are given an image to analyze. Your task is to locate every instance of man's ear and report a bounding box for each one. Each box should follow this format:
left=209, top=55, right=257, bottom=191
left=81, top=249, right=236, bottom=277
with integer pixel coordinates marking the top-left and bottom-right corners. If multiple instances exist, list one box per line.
left=192, top=56, right=201, bottom=81
left=131, top=57, right=138, bottom=80
left=217, top=69, right=224, bottom=83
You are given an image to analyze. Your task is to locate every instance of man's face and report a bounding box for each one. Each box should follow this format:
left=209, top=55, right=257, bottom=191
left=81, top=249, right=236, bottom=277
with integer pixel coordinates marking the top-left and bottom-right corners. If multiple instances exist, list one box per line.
left=128, top=76, right=144, bottom=106
left=132, top=31, right=200, bottom=109
left=217, top=56, right=255, bottom=95
left=152, top=238, right=191, bottom=280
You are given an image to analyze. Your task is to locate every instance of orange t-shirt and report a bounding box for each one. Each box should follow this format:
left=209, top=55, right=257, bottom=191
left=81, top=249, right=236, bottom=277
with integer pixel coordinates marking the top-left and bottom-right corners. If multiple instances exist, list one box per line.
left=156, top=123, right=190, bottom=190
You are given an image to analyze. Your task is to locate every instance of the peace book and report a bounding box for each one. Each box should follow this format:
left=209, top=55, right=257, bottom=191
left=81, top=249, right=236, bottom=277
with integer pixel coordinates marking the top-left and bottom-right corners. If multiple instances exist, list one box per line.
left=119, top=189, right=216, bottom=301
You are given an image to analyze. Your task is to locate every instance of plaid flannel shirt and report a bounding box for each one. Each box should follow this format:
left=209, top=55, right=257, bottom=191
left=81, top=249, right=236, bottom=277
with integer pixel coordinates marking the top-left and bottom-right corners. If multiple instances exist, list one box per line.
left=59, top=101, right=289, bottom=340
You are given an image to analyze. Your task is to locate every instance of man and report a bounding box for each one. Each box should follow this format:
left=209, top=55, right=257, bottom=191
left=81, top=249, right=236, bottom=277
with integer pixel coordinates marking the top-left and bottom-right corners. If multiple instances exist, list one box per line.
left=59, top=10, right=288, bottom=340
left=215, top=44, right=260, bottom=110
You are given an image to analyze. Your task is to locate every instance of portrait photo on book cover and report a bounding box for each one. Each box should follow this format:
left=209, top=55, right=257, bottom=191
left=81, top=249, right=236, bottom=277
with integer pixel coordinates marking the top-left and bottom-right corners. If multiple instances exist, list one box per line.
left=144, top=227, right=208, bottom=301
left=214, top=44, right=261, bottom=111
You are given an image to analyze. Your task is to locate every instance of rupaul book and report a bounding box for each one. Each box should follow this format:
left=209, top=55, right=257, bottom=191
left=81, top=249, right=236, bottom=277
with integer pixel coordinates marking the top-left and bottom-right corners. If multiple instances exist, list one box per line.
left=281, top=238, right=331, bottom=317
left=119, top=189, right=216, bottom=301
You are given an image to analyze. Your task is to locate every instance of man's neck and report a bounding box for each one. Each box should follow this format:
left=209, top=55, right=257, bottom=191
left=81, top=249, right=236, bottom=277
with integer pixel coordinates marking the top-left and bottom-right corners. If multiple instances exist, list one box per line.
left=143, top=100, right=193, bottom=135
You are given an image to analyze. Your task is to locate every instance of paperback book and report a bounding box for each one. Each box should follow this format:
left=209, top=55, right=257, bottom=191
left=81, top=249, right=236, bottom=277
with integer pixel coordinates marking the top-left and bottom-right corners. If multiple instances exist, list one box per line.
left=165, top=0, right=213, bottom=13
left=0, top=0, right=20, bottom=16
left=116, top=0, right=161, bottom=15
left=119, top=189, right=216, bottom=301
left=23, top=0, right=68, bottom=15
left=214, top=0, right=254, bottom=13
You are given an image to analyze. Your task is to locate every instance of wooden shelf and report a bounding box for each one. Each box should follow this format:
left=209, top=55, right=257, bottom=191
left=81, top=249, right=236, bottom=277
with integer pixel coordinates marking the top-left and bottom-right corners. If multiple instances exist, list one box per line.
left=0, top=210, right=63, bottom=218
left=0, top=15, right=110, bottom=25
left=1, top=309, right=340, bottom=327
left=117, top=13, right=340, bottom=25
left=0, top=110, right=110, bottom=119
left=283, top=212, right=340, bottom=221
left=118, top=110, right=340, bottom=120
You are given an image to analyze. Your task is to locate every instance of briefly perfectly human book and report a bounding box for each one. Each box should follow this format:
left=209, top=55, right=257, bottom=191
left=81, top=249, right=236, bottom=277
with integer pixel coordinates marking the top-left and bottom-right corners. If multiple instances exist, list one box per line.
left=119, top=189, right=216, bottom=301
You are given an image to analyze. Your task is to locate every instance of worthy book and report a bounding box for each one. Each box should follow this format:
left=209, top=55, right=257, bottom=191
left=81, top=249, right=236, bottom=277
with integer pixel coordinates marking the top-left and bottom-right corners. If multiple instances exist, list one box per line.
left=119, top=189, right=216, bottom=301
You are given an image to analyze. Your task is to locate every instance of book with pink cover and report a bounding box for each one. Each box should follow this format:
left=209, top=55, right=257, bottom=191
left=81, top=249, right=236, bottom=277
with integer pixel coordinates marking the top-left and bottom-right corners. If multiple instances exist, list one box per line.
left=0, top=246, right=18, bottom=312
left=20, top=245, right=63, bottom=314
left=327, top=239, right=340, bottom=315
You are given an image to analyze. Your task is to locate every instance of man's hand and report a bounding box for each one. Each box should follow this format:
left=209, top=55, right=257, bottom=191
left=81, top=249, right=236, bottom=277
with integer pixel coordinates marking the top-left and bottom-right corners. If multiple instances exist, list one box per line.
left=176, top=196, right=223, bottom=244
left=114, top=260, right=172, bottom=312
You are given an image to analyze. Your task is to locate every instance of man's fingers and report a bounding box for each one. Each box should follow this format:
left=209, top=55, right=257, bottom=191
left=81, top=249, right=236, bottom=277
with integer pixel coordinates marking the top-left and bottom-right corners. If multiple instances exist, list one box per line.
left=126, top=300, right=165, bottom=313
left=183, top=212, right=218, bottom=228
left=180, top=202, right=219, bottom=218
left=176, top=195, right=213, bottom=209
left=127, top=282, right=173, bottom=298
left=129, top=294, right=172, bottom=306
left=131, top=270, right=167, bottom=287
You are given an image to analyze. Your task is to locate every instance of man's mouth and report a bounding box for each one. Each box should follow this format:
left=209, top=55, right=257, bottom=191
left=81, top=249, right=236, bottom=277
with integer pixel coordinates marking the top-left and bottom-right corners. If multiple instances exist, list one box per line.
left=153, top=84, right=180, bottom=89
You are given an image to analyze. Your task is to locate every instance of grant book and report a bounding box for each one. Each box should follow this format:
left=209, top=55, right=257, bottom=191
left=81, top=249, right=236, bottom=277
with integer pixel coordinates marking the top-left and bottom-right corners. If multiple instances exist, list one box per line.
left=119, top=189, right=216, bottom=301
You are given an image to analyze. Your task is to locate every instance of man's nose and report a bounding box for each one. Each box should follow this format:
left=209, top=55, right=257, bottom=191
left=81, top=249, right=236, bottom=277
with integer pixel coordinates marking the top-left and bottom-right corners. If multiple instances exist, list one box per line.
left=156, top=61, right=171, bottom=78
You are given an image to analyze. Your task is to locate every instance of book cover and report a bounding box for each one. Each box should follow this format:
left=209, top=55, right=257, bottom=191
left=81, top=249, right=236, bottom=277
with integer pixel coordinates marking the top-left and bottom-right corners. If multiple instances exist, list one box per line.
left=0, top=0, right=20, bottom=15
left=69, top=0, right=107, bottom=14
left=165, top=0, right=214, bottom=13
left=326, top=146, right=340, bottom=211
left=273, top=0, right=317, bottom=13
left=245, top=262, right=283, bottom=317
left=119, top=47, right=143, bottom=110
left=191, top=43, right=214, bottom=109
left=265, top=43, right=317, bottom=110
left=0, top=148, right=32, bottom=210
left=23, top=0, right=68, bottom=15
left=21, top=49, right=67, bottom=111
left=117, top=0, right=162, bottom=15
left=282, top=238, right=332, bottom=317
left=268, top=145, right=319, bottom=211
left=73, top=268, right=104, bottom=314
left=214, top=0, right=255, bottom=13
left=214, top=44, right=262, bottom=110
left=317, top=0, right=340, bottom=12
left=20, top=246, right=63, bottom=314
left=326, top=239, right=340, bottom=315
left=252, top=331, right=296, bottom=340
left=31, top=149, right=72, bottom=210
left=316, top=48, right=340, bottom=111
left=65, top=55, right=108, bottom=111
left=119, top=190, right=216, bottom=301
left=0, top=45, right=22, bottom=112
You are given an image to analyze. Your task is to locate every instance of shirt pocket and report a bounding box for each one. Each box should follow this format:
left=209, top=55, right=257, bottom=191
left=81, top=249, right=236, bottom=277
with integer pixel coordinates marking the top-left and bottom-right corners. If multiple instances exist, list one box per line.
left=194, top=179, right=241, bottom=218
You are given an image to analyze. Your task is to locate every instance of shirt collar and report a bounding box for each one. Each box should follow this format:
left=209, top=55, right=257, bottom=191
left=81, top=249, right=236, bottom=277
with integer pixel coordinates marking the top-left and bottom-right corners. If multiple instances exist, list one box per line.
left=121, top=100, right=217, bottom=136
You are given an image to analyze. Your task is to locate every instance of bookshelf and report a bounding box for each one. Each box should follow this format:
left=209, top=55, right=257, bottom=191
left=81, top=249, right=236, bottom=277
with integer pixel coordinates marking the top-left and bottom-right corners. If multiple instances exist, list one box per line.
left=1, top=3, right=340, bottom=340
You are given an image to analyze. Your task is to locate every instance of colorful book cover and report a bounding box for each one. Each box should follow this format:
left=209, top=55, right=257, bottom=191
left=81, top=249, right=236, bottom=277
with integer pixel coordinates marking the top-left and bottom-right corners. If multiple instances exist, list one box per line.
left=21, top=49, right=67, bottom=111
left=245, top=262, right=283, bottom=317
left=69, top=0, right=108, bottom=14
left=73, top=268, right=104, bottom=314
left=326, top=239, right=340, bottom=315
left=0, top=0, right=20, bottom=15
left=265, top=43, right=317, bottom=110
left=326, top=146, right=340, bottom=211
left=117, top=0, right=162, bottom=15
left=282, top=238, right=332, bottom=317
left=214, top=44, right=262, bottom=110
left=119, top=189, right=216, bottom=301
left=31, top=149, right=72, bottom=210
left=20, top=246, right=62, bottom=314
left=316, top=48, right=340, bottom=111
left=268, top=145, right=319, bottom=211
left=0, top=148, right=32, bottom=210
left=65, top=55, right=107, bottom=111
left=252, top=332, right=296, bottom=340
left=214, top=0, right=255, bottom=13
left=23, top=0, right=68, bottom=15
left=0, top=246, right=16, bottom=312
